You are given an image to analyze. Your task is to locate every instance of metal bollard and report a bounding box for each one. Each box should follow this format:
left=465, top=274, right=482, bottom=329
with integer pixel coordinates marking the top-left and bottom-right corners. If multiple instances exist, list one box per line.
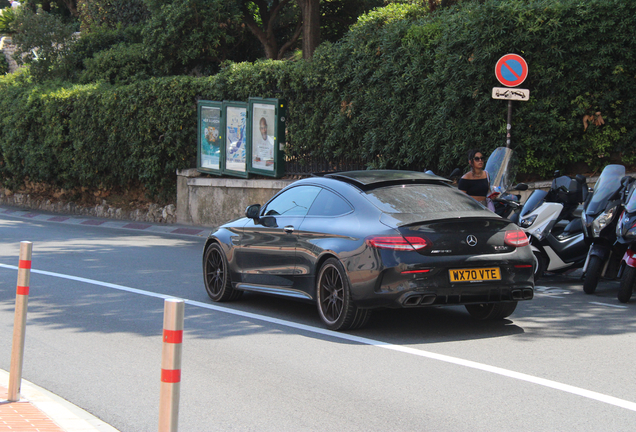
left=158, top=298, right=184, bottom=432
left=8, top=241, right=33, bottom=402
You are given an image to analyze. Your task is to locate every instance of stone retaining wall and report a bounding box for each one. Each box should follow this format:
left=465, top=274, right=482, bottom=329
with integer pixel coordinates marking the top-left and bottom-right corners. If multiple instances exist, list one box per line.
left=0, top=191, right=177, bottom=223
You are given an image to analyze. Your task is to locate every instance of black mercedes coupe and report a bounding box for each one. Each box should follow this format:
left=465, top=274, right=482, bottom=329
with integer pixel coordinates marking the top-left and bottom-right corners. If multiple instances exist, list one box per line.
left=202, top=170, right=534, bottom=330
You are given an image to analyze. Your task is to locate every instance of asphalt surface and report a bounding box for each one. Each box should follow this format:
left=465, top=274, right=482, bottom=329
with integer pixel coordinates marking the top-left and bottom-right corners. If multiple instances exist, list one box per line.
left=1, top=206, right=636, bottom=431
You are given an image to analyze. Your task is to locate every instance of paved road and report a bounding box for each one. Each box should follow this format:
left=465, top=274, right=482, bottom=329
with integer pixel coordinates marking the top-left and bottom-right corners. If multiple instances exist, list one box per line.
left=1, top=213, right=635, bottom=431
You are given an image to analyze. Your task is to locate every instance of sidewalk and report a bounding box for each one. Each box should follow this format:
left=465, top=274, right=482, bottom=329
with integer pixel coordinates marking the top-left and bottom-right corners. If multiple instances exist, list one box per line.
left=0, top=205, right=212, bottom=237
left=0, top=370, right=120, bottom=432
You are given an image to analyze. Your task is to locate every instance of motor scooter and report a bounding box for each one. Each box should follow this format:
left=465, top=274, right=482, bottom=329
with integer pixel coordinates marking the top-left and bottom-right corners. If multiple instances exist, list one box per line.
left=515, top=172, right=589, bottom=281
left=615, top=180, right=636, bottom=302
left=484, top=147, right=528, bottom=221
left=581, top=164, right=634, bottom=294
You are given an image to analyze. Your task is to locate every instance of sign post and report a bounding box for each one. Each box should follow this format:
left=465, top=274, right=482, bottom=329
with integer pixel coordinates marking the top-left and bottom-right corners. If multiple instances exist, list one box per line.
left=493, top=53, right=529, bottom=148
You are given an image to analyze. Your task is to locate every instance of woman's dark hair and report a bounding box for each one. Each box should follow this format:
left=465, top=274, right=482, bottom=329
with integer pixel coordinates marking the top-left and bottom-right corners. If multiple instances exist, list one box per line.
left=467, top=149, right=483, bottom=162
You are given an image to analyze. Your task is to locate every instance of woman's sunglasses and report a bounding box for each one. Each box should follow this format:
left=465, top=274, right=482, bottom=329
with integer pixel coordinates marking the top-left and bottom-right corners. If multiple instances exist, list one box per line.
left=473, top=156, right=485, bottom=161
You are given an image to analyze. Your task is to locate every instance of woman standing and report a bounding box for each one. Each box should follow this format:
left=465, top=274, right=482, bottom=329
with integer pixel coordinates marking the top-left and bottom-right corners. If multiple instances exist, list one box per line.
left=458, top=149, right=490, bottom=205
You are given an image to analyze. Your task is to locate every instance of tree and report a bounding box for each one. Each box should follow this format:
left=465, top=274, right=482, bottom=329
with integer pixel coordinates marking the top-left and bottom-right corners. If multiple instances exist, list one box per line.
left=297, top=0, right=319, bottom=59
left=241, top=0, right=302, bottom=60
left=241, top=0, right=381, bottom=60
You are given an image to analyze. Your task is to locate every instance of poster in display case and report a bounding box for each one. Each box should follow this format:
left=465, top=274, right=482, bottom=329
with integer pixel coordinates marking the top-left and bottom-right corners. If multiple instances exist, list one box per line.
left=223, top=101, right=249, bottom=178
left=247, top=98, right=286, bottom=178
left=197, top=101, right=223, bottom=175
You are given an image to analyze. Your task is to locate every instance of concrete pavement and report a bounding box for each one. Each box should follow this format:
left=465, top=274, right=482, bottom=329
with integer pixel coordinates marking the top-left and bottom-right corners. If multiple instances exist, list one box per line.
left=0, top=369, right=120, bottom=432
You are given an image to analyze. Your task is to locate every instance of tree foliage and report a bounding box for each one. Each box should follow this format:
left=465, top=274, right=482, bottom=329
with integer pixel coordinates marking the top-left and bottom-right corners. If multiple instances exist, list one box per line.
left=77, top=0, right=148, bottom=31
left=141, top=0, right=246, bottom=76
left=10, top=7, right=76, bottom=81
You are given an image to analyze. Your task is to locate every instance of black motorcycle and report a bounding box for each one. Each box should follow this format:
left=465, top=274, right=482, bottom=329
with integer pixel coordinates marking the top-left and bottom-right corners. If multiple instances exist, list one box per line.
left=616, top=180, right=636, bottom=302
left=581, top=164, right=634, bottom=294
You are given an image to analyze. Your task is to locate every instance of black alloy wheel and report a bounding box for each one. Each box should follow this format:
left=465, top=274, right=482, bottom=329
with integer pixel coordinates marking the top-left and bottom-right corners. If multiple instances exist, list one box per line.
left=316, top=258, right=370, bottom=331
left=617, top=265, right=636, bottom=303
left=465, top=302, right=518, bottom=320
left=203, top=243, right=242, bottom=302
left=583, top=255, right=603, bottom=294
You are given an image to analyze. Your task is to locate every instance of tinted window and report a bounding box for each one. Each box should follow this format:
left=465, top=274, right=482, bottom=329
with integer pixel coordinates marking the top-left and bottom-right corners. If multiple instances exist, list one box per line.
left=365, top=184, right=483, bottom=213
left=307, top=189, right=352, bottom=216
left=263, top=185, right=321, bottom=216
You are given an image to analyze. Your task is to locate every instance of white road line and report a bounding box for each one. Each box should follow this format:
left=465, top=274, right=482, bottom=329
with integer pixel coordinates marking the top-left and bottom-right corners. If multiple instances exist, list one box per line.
left=3, top=263, right=636, bottom=412
left=589, top=302, right=628, bottom=309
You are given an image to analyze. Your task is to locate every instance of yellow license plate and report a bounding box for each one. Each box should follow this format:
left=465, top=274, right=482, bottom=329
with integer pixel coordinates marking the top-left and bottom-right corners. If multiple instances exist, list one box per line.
left=449, top=267, right=501, bottom=282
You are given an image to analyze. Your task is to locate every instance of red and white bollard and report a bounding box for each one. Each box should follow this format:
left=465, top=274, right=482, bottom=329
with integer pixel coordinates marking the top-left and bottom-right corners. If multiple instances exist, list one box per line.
left=8, top=241, right=33, bottom=402
left=158, top=298, right=184, bottom=432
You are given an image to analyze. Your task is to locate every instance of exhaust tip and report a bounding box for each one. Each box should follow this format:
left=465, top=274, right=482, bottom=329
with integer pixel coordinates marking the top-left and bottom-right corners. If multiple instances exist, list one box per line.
left=403, top=295, right=422, bottom=307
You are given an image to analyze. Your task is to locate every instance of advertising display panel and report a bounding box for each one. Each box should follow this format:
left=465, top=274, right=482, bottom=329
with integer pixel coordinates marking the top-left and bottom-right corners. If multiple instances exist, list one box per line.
left=224, top=101, right=249, bottom=178
left=197, top=101, right=223, bottom=175
left=248, top=98, right=286, bottom=178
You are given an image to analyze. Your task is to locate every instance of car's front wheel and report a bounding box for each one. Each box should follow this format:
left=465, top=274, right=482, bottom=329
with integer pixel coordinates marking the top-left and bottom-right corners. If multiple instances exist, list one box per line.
left=203, top=243, right=242, bottom=302
left=316, top=258, right=370, bottom=331
left=465, top=302, right=517, bottom=320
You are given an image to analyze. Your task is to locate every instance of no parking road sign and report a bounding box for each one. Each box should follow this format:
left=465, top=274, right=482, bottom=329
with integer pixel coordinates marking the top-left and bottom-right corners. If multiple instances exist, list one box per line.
left=495, top=54, right=528, bottom=87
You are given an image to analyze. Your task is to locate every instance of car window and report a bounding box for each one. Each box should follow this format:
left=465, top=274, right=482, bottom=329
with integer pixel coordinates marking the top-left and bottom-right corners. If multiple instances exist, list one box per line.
left=307, top=189, right=352, bottom=217
left=365, top=184, right=483, bottom=213
left=263, top=185, right=321, bottom=216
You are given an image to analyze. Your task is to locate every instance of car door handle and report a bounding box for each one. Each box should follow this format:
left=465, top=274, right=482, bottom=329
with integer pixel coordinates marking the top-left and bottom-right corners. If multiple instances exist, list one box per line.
left=284, top=225, right=295, bottom=233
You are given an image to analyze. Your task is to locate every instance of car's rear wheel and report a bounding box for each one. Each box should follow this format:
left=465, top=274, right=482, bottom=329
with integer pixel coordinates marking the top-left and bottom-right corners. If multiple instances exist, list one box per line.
left=617, top=265, right=636, bottom=303
left=316, top=258, right=370, bottom=331
left=203, top=243, right=242, bottom=302
left=465, top=301, right=517, bottom=320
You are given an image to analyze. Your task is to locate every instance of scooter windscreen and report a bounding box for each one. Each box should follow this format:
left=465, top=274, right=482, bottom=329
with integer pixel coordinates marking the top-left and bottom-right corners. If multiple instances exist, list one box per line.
left=625, top=183, right=636, bottom=214
left=485, top=147, right=517, bottom=195
left=585, top=164, right=625, bottom=216
left=519, top=189, right=548, bottom=218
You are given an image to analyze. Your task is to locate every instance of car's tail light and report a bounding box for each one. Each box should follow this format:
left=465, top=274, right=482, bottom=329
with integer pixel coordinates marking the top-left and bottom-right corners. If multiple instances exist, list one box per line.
left=401, top=269, right=432, bottom=274
left=504, top=230, right=529, bottom=247
left=366, top=235, right=430, bottom=251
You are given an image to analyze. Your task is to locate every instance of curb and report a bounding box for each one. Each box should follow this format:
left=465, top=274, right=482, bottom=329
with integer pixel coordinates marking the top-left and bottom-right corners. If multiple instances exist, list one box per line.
left=0, top=369, right=120, bottom=432
left=0, top=206, right=213, bottom=238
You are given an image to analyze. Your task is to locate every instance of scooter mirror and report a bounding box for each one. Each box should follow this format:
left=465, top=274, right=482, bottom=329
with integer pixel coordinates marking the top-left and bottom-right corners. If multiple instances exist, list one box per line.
left=449, top=167, right=462, bottom=179
left=514, top=183, right=528, bottom=191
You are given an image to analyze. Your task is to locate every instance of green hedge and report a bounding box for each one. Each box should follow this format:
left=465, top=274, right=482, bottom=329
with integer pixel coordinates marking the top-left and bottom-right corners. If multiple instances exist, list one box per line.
left=1, top=0, right=636, bottom=201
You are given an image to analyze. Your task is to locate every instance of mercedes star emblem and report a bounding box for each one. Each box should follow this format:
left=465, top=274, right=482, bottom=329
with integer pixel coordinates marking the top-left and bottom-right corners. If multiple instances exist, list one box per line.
left=466, top=235, right=478, bottom=246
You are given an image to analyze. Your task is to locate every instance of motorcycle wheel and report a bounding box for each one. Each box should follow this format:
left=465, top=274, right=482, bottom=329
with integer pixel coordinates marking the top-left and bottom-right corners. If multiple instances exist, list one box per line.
left=533, top=251, right=547, bottom=282
left=583, top=255, right=603, bottom=294
left=617, top=266, right=636, bottom=303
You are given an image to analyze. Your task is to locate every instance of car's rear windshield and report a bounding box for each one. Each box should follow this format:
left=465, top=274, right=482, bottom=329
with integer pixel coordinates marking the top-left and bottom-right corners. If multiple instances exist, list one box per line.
left=364, top=184, right=484, bottom=214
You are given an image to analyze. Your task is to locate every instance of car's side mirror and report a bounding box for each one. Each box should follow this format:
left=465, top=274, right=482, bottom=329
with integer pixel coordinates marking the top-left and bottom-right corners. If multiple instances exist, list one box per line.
left=245, top=204, right=261, bottom=220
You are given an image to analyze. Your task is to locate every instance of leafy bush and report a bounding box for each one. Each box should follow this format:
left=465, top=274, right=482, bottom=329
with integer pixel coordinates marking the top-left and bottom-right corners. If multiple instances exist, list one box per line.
left=286, top=0, right=636, bottom=176
left=79, top=42, right=150, bottom=84
left=0, top=51, right=8, bottom=74
left=78, top=0, right=148, bottom=31
left=10, top=7, right=76, bottom=81
left=0, top=74, right=208, bottom=198
left=141, top=0, right=245, bottom=76
left=54, top=25, right=141, bottom=81
left=0, top=5, right=15, bottom=34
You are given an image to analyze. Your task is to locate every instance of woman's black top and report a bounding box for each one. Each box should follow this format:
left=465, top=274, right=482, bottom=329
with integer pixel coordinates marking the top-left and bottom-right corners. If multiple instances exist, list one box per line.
left=458, top=177, right=489, bottom=197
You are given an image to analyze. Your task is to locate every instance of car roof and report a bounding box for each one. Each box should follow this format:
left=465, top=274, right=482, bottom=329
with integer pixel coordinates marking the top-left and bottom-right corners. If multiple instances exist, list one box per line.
left=319, top=170, right=452, bottom=190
